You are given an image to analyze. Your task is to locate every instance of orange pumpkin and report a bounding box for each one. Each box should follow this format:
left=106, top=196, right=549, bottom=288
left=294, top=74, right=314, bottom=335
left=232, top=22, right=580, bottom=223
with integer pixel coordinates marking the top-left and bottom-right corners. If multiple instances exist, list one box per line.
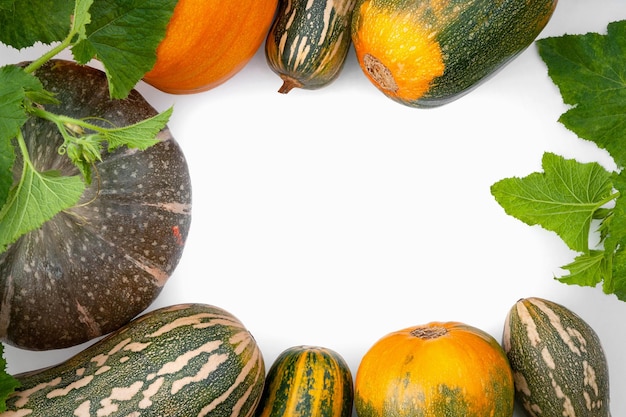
left=355, top=321, right=514, bottom=417
left=143, top=0, right=278, bottom=94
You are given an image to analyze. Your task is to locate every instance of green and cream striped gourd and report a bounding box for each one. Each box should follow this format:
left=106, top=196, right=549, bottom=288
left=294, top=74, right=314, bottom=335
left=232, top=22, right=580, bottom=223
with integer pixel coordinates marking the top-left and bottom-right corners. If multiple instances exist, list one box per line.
left=255, top=345, right=353, bottom=417
left=2, top=303, right=265, bottom=417
left=265, top=0, right=357, bottom=93
left=503, top=297, right=610, bottom=417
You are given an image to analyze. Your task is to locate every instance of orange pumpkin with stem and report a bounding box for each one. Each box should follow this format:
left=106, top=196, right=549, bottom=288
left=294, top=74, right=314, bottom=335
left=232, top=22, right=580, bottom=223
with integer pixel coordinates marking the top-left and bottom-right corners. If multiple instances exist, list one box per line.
left=355, top=321, right=515, bottom=417
left=143, top=0, right=278, bottom=94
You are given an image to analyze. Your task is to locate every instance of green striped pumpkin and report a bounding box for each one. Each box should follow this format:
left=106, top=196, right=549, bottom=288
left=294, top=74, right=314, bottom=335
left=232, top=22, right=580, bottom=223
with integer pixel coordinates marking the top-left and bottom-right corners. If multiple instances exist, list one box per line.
left=2, top=303, right=265, bottom=417
left=503, top=297, right=611, bottom=417
left=265, top=0, right=357, bottom=93
left=255, top=345, right=353, bottom=417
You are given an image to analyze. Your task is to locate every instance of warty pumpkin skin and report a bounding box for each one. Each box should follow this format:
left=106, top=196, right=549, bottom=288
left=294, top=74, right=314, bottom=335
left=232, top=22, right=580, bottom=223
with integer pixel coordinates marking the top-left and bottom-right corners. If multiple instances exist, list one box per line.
left=503, top=297, right=611, bottom=417
left=2, top=303, right=265, bottom=417
left=0, top=59, right=192, bottom=351
left=143, top=0, right=279, bottom=94
left=355, top=321, right=515, bottom=417
left=350, top=0, right=558, bottom=107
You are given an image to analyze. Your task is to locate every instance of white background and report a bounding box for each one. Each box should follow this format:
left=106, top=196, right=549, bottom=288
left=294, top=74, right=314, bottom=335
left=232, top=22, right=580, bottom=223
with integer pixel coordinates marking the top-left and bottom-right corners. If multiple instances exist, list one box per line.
left=2, top=1, right=626, bottom=416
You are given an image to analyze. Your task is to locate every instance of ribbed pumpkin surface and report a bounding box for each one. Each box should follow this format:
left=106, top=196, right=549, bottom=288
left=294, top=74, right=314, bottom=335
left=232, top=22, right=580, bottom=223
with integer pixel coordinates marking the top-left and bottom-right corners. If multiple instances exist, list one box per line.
left=143, top=0, right=278, bottom=93
left=256, top=345, right=353, bottom=417
left=3, top=303, right=266, bottom=417
left=355, top=321, right=515, bottom=417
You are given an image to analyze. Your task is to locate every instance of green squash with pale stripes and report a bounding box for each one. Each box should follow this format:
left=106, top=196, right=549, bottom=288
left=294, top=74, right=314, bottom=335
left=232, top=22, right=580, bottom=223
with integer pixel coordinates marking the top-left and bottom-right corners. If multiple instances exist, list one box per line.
left=265, top=0, right=357, bottom=93
left=2, top=303, right=265, bottom=417
left=255, top=345, right=353, bottom=417
left=503, top=297, right=611, bottom=417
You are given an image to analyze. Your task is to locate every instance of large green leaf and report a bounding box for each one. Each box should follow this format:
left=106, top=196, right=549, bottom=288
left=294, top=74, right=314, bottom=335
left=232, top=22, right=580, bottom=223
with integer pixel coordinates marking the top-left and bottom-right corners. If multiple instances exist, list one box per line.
left=537, top=20, right=626, bottom=168
left=0, top=65, right=53, bottom=209
left=491, top=152, right=614, bottom=254
left=0, top=165, right=84, bottom=253
left=0, top=0, right=73, bottom=48
left=72, top=0, right=177, bottom=99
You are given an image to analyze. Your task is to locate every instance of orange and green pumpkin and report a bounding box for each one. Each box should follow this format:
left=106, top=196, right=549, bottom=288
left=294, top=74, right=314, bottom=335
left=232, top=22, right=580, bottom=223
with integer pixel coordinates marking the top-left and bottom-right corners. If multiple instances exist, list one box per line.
left=350, top=0, right=558, bottom=107
left=355, top=321, right=515, bottom=417
left=255, top=345, right=353, bottom=417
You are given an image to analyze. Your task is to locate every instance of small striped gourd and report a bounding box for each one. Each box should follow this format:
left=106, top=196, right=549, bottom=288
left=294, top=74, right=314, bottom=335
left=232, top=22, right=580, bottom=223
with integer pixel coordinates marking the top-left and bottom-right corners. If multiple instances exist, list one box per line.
left=265, top=0, right=357, bottom=93
left=503, top=297, right=611, bottom=417
left=255, top=345, right=353, bottom=417
left=351, top=0, right=558, bottom=107
left=355, top=321, right=515, bottom=417
left=1, top=303, right=265, bottom=417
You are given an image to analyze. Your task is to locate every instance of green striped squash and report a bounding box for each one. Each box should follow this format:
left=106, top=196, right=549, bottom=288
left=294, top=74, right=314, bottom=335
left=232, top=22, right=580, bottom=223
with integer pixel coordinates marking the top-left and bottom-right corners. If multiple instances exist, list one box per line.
left=265, top=0, right=357, bottom=93
left=255, top=345, right=353, bottom=417
left=503, top=297, right=611, bottom=417
left=2, top=303, right=265, bottom=417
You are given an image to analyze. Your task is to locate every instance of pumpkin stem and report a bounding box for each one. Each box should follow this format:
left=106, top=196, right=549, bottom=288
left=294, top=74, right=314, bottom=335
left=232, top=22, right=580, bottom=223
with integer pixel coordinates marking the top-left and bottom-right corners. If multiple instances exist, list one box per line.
left=410, top=326, right=448, bottom=339
left=278, top=76, right=303, bottom=94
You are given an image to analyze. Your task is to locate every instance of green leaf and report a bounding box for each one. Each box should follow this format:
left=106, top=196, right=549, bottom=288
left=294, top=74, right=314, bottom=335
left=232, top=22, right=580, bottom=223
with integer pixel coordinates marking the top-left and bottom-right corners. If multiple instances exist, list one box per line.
left=71, top=0, right=94, bottom=43
left=490, top=152, right=615, bottom=253
left=0, top=344, right=20, bottom=413
left=0, top=0, right=13, bottom=11
left=104, top=106, right=173, bottom=150
left=558, top=250, right=609, bottom=288
left=0, top=65, right=51, bottom=209
left=0, top=0, right=73, bottom=48
left=0, top=65, right=47, bottom=143
left=72, top=0, right=177, bottom=99
left=0, top=139, right=12, bottom=211
left=537, top=20, right=626, bottom=168
left=0, top=164, right=84, bottom=253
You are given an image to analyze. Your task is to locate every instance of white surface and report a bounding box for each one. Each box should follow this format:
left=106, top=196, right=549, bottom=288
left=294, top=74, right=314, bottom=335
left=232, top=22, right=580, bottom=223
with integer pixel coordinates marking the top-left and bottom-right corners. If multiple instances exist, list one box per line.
left=2, top=1, right=626, bottom=416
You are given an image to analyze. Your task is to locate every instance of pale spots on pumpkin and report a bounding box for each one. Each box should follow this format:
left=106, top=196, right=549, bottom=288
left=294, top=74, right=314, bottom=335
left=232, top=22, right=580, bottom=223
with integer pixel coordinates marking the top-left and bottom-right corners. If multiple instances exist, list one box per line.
left=124, top=341, right=151, bottom=352
left=139, top=377, right=165, bottom=409
left=95, top=365, right=111, bottom=375
left=197, top=343, right=264, bottom=417
left=96, top=380, right=144, bottom=416
left=547, top=371, right=575, bottom=417
left=170, top=351, right=229, bottom=395
left=515, top=300, right=541, bottom=347
left=148, top=313, right=238, bottom=338
left=75, top=300, right=101, bottom=338
left=47, top=375, right=94, bottom=398
left=582, top=360, right=599, bottom=396
left=529, top=298, right=583, bottom=357
left=73, top=400, right=91, bottom=417
left=512, top=371, right=531, bottom=396
left=123, top=254, right=169, bottom=287
left=157, top=340, right=224, bottom=379
left=540, top=346, right=555, bottom=369
left=11, top=377, right=62, bottom=408
left=92, top=338, right=133, bottom=366
left=525, top=400, right=542, bottom=417
left=567, top=327, right=588, bottom=354
left=230, top=330, right=253, bottom=355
